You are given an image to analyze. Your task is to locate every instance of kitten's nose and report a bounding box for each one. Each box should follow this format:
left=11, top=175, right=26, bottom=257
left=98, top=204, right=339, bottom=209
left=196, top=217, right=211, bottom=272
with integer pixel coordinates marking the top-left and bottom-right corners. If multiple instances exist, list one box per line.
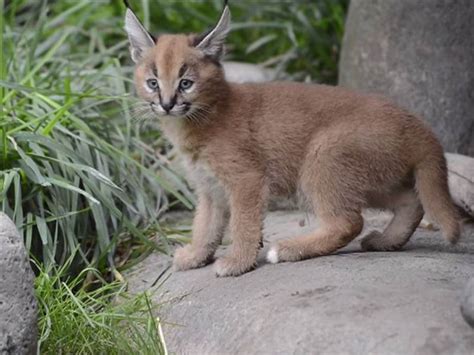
left=161, top=101, right=175, bottom=113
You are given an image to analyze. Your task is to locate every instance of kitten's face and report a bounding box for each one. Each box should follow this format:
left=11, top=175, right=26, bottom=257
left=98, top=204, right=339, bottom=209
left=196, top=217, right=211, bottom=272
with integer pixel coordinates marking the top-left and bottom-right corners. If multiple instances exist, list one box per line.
left=134, top=35, right=222, bottom=119
left=124, top=4, right=230, bottom=120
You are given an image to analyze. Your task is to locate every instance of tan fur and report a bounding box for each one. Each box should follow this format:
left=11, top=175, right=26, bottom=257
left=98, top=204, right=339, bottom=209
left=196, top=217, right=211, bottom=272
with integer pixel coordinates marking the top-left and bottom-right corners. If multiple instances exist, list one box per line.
left=129, top=19, right=460, bottom=277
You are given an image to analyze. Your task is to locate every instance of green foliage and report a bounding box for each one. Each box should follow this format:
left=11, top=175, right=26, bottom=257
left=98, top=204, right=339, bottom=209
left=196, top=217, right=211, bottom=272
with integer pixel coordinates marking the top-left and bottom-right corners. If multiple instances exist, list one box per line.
left=35, top=259, right=167, bottom=354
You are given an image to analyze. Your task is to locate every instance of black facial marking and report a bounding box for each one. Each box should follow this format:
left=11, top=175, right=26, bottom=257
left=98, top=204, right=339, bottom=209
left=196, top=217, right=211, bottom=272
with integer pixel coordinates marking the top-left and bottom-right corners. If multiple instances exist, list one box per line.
left=170, top=95, right=177, bottom=107
left=151, top=63, right=158, bottom=77
left=178, top=63, right=188, bottom=78
left=150, top=102, right=157, bottom=114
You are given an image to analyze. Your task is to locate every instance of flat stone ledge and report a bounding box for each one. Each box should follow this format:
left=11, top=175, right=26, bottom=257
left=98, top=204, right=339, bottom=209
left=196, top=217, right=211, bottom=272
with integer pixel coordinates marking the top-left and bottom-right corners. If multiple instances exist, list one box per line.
left=127, top=211, right=474, bottom=355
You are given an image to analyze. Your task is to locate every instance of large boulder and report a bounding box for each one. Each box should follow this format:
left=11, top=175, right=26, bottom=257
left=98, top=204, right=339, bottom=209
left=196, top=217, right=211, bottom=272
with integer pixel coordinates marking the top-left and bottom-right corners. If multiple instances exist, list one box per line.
left=461, top=277, right=474, bottom=328
left=128, top=210, right=474, bottom=354
left=0, top=213, right=38, bottom=354
left=339, top=0, right=474, bottom=156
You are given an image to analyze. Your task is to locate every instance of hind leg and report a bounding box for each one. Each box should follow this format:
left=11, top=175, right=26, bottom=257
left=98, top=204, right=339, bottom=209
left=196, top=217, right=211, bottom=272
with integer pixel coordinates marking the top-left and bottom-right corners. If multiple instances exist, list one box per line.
left=267, top=139, right=368, bottom=263
left=361, top=190, right=424, bottom=251
left=267, top=212, right=363, bottom=263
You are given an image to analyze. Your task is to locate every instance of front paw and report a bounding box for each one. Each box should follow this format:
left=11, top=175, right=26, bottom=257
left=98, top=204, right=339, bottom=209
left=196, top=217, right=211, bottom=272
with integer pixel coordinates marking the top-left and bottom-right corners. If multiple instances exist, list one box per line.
left=173, top=245, right=213, bottom=271
left=214, top=255, right=256, bottom=277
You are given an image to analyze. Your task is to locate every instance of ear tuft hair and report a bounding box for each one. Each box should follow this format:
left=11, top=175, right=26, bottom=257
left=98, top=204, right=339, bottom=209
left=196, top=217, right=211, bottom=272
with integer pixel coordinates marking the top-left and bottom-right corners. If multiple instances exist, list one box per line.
left=124, top=6, right=155, bottom=63
left=195, top=5, right=231, bottom=61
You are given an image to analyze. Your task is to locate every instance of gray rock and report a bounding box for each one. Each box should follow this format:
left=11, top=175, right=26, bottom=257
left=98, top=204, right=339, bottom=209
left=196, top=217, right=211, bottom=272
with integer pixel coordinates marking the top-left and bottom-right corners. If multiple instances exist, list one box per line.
left=446, top=153, right=474, bottom=219
left=461, top=277, right=474, bottom=328
left=339, top=0, right=474, bottom=156
left=0, top=213, right=38, bottom=354
left=127, top=210, right=474, bottom=354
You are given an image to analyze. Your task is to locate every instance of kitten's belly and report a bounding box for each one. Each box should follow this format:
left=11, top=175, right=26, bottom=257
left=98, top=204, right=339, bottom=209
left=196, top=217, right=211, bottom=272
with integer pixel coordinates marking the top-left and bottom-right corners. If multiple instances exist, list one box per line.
left=266, top=162, right=299, bottom=197
left=267, top=180, right=297, bottom=197
left=186, top=157, right=295, bottom=203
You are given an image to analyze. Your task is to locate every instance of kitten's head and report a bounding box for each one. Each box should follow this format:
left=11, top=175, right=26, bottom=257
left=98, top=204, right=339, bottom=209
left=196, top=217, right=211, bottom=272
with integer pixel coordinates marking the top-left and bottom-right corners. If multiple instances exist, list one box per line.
left=124, top=1, right=230, bottom=119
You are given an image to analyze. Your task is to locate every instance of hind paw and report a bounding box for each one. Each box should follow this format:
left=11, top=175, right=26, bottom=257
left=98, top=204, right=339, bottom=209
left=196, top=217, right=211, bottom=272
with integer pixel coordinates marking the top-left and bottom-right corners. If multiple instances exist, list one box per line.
left=361, top=231, right=403, bottom=252
left=266, top=240, right=306, bottom=263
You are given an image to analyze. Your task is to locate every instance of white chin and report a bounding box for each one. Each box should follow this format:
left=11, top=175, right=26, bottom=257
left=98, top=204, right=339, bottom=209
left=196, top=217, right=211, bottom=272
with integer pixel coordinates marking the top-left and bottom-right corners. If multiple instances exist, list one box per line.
left=159, top=112, right=184, bottom=119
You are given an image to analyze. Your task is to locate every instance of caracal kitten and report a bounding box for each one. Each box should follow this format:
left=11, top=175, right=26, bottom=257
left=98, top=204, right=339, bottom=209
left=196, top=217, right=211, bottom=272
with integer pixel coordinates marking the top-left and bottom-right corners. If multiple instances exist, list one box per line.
left=124, top=3, right=460, bottom=277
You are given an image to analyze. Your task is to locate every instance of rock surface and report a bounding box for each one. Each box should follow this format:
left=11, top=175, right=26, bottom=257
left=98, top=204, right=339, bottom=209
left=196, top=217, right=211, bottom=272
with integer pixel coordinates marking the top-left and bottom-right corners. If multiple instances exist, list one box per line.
left=339, top=0, right=474, bottom=156
left=0, top=213, right=38, bottom=354
left=461, top=277, right=474, bottom=328
left=128, top=210, right=474, bottom=354
left=446, top=153, right=474, bottom=219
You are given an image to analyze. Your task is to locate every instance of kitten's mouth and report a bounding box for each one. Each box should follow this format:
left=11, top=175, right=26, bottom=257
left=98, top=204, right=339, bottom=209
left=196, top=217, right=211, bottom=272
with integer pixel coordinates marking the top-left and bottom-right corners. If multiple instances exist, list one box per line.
left=150, top=102, right=190, bottom=118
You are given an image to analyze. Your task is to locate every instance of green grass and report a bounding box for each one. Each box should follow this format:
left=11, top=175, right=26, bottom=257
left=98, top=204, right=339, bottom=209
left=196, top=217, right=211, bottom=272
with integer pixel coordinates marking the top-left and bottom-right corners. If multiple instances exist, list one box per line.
left=35, top=259, right=168, bottom=354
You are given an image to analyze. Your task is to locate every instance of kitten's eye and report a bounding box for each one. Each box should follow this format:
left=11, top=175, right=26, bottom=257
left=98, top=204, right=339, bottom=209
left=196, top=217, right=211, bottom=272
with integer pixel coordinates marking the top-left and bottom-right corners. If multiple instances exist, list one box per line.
left=179, top=79, right=194, bottom=91
left=146, top=79, right=159, bottom=90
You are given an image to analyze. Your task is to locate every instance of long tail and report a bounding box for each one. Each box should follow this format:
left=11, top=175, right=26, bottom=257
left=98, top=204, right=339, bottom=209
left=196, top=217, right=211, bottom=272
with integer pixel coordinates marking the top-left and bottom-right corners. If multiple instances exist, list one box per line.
left=415, top=154, right=461, bottom=243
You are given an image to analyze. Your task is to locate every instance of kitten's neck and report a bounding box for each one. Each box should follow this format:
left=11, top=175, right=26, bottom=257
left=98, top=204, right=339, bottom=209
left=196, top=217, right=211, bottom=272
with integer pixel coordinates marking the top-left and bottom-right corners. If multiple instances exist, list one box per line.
left=160, top=77, right=231, bottom=156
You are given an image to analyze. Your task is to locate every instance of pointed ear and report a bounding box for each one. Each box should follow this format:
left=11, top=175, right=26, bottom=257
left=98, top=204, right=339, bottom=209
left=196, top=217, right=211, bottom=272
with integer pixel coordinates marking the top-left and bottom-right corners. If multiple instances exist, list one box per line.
left=195, top=5, right=231, bottom=61
left=124, top=7, right=155, bottom=63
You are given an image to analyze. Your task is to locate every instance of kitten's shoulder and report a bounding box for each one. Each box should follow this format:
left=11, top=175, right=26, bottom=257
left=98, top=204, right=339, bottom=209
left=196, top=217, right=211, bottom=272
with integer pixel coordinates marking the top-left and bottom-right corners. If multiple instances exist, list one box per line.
left=229, top=81, right=365, bottom=98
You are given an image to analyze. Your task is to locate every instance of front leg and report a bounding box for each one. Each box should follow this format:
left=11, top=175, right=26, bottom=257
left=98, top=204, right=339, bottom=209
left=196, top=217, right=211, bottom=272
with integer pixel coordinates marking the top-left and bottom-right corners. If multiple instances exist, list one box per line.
left=214, top=174, right=266, bottom=277
left=173, top=189, right=229, bottom=271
